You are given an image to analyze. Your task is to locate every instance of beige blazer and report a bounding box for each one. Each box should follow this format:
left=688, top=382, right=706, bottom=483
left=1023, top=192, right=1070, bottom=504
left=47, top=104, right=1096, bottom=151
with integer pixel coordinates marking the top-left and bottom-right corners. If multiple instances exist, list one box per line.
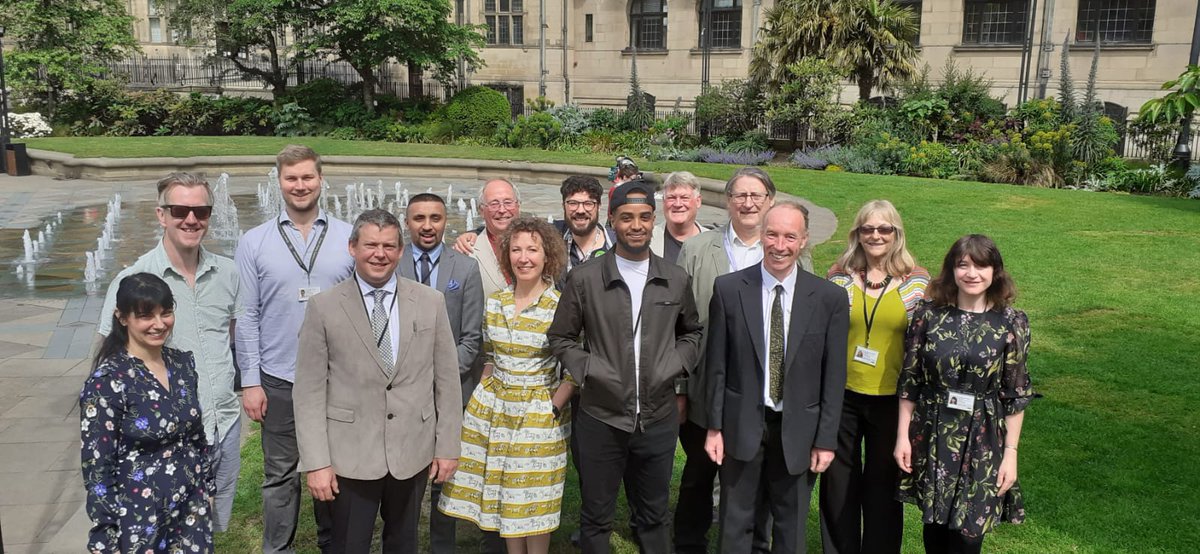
left=294, top=276, right=462, bottom=481
left=470, top=227, right=508, bottom=300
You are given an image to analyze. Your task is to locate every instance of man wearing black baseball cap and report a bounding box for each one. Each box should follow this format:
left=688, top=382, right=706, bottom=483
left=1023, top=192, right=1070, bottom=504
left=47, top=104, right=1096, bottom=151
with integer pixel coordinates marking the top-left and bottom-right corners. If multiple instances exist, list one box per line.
left=550, top=180, right=703, bottom=553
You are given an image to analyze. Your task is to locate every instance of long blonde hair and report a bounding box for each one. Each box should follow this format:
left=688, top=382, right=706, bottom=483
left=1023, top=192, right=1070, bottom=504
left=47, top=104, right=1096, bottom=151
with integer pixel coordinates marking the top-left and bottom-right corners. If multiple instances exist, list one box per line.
left=833, top=200, right=916, bottom=277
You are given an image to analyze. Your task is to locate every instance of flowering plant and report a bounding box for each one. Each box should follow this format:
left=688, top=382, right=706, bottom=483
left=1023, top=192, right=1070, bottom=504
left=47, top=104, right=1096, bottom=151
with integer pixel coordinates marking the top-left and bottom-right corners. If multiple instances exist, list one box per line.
left=8, top=112, right=53, bottom=138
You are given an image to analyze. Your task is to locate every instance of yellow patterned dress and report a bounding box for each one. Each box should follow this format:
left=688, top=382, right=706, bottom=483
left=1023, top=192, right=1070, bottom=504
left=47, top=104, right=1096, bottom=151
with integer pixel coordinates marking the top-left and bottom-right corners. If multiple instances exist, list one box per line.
left=438, top=286, right=571, bottom=537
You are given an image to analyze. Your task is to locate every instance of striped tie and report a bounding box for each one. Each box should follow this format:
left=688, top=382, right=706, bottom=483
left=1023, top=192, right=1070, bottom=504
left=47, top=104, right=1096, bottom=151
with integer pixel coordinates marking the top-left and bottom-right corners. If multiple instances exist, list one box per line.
left=370, top=289, right=394, bottom=372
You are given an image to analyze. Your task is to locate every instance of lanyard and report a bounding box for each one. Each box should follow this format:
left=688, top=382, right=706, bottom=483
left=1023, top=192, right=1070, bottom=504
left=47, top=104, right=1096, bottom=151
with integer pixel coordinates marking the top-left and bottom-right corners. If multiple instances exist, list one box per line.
left=277, top=217, right=329, bottom=277
left=860, top=275, right=893, bottom=348
left=354, top=274, right=399, bottom=349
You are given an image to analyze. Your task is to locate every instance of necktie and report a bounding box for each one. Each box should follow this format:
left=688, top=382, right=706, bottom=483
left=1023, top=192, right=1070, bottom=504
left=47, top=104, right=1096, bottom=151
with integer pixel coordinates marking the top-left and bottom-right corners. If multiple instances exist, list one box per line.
left=370, top=289, right=394, bottom=372
left=419, top=252, right=432, bottom=285
left=769, top=284, right=785, bottom=405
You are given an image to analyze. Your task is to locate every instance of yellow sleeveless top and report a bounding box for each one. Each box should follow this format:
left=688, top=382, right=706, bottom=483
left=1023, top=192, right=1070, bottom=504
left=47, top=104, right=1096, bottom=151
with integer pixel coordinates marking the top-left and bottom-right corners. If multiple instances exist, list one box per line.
left=846, top=284, right=908, bottom=395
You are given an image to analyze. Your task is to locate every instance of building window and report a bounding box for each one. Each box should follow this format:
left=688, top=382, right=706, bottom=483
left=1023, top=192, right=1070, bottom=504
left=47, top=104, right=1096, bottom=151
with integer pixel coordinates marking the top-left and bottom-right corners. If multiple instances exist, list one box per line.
left=148, top=0, right=164, bottom=43
left=896, top=0, right=922, bottom=44
left=1077, top=0, right=1155, bottom=44
left=700, top=0, right=741, bottom=49
left=485, top=0, right=524, bottom=46
left=962, top=0, right=1027, bottom=45
left=630, top=0, right=668, bottom=50
left=586, top=14, right=594, bottom=42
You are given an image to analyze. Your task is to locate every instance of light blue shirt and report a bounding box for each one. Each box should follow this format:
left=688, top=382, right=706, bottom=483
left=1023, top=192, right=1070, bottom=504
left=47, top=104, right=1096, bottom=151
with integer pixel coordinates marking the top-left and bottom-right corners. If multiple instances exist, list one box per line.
left=409, top=242, right=444, bottom=287
left=234, top=210, right=354, bottom=385
left=98, top=241, right=242, bottom=444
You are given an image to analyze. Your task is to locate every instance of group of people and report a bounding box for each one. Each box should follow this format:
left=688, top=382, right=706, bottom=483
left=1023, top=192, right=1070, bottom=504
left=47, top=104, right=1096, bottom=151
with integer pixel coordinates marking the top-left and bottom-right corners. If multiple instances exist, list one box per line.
left=80, top=145, right=1034, bottom=554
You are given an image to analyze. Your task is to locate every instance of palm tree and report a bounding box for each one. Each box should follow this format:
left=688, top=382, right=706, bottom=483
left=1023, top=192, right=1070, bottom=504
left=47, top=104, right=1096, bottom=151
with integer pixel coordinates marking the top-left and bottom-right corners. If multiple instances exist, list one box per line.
left=749, top=0, right=919, bottom=100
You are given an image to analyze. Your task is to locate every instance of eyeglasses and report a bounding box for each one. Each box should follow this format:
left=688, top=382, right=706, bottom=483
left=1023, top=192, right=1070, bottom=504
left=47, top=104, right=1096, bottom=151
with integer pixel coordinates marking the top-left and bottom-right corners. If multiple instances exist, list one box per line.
left=729, top=192, right=769, bottom=205
left=161, top=205, right=213, bottom=220
left=484, top=199, right=518, bottom=211
left=857, top=225, right=896, bottom=236
left=564, top=199, right=598, bottom=210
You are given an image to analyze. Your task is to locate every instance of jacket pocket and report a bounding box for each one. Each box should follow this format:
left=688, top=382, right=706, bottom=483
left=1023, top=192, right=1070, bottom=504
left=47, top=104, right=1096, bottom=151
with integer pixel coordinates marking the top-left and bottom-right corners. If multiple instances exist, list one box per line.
left=422, top=400, right=435, bottom=421
left=327, top=405, right=356, bottom=423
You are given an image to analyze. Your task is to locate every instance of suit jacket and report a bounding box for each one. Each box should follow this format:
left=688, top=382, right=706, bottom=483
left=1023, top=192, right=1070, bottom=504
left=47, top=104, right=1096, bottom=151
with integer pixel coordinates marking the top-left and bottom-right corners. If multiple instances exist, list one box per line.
left=469, top=227, right=508, bottom=300
left=294, top=276, right=462, bottom=481
left=677, top=223, right=815, bottom=428
left=705, top=264, right=848, bottom=475
left=398, top=245, right=485, bottom=406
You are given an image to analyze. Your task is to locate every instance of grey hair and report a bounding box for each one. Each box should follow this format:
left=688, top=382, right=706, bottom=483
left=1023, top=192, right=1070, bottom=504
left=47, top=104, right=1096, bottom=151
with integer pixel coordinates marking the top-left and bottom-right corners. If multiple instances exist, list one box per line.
left=156, top=172, right=213, bottom=205
left=724, top=167, right=777, bottom=198
left=764, top=200, right=810, bottom=232
left=478, top=178, right=522, bottom=204
left=663, top=171, right=701, bottom=195
left=350, top=209, right=403, bottom=243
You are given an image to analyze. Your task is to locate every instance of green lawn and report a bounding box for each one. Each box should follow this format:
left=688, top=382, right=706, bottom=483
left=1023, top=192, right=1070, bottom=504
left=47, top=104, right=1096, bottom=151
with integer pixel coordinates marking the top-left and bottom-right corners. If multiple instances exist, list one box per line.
left=35, top=138, right=1200, bottom=552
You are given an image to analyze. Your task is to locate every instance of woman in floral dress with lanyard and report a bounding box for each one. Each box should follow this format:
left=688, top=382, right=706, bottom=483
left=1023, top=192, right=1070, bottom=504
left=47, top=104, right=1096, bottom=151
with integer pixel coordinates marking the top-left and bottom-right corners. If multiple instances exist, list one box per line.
left=80, top=272, right=213, bottom=553
left=895, top=235, right=1034, bottom=554
left=439, top=217, right=575, bottom=554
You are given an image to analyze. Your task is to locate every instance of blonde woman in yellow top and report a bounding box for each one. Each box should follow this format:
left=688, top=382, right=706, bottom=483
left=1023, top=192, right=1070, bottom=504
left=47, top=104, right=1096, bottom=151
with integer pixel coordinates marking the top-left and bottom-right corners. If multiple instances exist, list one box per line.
left=820, top=200, right=929, bottom=554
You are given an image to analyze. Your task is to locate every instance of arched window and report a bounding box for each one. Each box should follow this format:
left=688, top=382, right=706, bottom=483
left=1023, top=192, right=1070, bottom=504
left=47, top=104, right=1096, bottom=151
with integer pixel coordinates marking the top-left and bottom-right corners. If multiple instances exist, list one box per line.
left=699, top=0, right=742, bottom=49
left=630, top=0, right=668, bottom=50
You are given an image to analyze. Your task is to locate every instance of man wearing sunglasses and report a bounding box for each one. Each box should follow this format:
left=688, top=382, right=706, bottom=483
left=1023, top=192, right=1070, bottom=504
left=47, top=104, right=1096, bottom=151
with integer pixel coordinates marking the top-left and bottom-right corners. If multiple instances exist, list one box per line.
left=97, top=172, right=244, bottom=534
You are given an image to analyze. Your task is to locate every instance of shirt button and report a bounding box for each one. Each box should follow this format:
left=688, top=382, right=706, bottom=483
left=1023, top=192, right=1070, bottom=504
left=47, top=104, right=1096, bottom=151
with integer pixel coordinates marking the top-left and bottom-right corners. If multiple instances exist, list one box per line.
left=387, top=413, right=394, bottom=420
left=386, top=385, right=392, bottom=391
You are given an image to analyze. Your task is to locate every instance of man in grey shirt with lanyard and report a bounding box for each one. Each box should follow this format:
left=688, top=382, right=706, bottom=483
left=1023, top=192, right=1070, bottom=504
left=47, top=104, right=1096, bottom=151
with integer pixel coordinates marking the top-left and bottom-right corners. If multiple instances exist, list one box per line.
left=235, top=145, right=354, bottom=553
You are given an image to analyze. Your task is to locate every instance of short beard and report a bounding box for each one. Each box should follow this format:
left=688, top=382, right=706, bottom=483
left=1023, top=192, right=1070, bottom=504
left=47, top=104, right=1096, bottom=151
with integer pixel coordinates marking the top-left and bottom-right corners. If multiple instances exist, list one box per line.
left=616, top=238, right=649, bottom=256
left=570, top=217, right=598, bottom=236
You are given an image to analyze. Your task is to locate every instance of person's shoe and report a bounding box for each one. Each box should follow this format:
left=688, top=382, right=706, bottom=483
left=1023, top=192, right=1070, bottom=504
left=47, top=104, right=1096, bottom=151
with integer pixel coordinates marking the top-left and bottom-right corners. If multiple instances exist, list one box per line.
left=571, top=528, right=581, bottom=548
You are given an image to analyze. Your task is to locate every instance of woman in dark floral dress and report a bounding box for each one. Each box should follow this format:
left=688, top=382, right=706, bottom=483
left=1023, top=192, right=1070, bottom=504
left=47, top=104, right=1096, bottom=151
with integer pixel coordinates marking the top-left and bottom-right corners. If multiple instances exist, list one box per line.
left=80, top=273, right=213, bottom=553
left=894, top=235, right=1033, bottom=554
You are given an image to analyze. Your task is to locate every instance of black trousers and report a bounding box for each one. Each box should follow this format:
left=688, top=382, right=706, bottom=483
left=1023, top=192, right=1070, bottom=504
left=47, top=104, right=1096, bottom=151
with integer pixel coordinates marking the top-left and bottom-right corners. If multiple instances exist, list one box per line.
left=576, top=410, right=679, bottom=554
left=260, top=372, right=334, bottom=553
left=718, top=411, right=815, bottom=554
left=922, top=523, right=984, bottom=554
left=819, top=391, right=904, bottom=554
left=675, top=420, right=772, bottom=554
left=327, top=471, right=427, bottom=554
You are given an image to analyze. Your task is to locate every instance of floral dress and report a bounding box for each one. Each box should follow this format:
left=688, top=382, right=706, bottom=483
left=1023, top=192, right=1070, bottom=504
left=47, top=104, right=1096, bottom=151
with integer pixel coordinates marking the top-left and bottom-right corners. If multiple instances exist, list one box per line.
left=80, top=347, right=213, bottom=553
left=896, top=301, right=1033, bottom=538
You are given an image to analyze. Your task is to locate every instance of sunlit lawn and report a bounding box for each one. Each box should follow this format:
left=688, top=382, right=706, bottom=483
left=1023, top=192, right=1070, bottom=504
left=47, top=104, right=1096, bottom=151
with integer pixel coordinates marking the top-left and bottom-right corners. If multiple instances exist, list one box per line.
left=36, top=138, right=1200, bottom=552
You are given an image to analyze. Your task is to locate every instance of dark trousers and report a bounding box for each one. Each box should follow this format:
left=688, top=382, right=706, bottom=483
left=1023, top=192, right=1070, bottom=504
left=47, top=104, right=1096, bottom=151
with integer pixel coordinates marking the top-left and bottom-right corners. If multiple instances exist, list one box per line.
left=819, top=391, right=904, bottom=554
left=718, top=411, right=815, bottom=554
left=576, top=410, right=679, bottom=554
left=922, top=523, right=984, bottom=554
left=261, top=372, right=334, bottom=553
left=675, top=420, right=771, bottom=554
left=328, top=472, right=426, bottom=553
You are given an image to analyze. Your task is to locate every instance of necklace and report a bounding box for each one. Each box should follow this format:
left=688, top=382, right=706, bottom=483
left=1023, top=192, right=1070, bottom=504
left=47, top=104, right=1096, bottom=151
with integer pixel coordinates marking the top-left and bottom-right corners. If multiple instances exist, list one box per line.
left=860, top=270, right=889, bottom=290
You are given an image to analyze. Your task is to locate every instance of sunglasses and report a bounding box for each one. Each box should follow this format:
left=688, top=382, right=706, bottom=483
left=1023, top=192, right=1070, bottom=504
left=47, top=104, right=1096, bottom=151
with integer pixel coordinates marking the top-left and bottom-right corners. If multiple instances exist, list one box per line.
left=161, top=205, right=213, bottom=220
left=857, top=225, right=896, bottom=236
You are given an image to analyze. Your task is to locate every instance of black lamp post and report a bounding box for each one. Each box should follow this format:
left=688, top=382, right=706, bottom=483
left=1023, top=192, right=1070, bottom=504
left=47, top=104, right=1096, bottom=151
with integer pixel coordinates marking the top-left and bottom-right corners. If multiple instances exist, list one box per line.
left=0, top=25, right=10, bottom=176
left=1174, top=1, right=1200, bottom=171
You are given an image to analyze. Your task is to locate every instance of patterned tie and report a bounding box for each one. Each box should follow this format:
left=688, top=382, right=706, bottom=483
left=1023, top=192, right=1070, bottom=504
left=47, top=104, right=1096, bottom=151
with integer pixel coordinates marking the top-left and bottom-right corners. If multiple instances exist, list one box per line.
left=769, top=284, right=785, bottom=405
left=370, top=289, right=394, bottom=372
left=419, top=252, right=432, bottom=285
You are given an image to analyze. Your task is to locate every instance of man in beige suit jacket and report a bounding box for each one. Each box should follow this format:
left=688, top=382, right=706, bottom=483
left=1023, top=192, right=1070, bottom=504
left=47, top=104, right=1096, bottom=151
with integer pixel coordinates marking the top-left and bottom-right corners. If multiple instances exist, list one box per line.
left=295, top=209, right=462, bottom=553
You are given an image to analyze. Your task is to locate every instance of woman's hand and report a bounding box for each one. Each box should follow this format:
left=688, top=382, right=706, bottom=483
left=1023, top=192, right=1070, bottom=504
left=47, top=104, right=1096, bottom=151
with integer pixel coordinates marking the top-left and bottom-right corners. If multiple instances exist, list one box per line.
left=894, top=438, right=912, bottom=474
left=481, top=363, right=493, bottom=380
left=997, top=450, right=1018, bottom=495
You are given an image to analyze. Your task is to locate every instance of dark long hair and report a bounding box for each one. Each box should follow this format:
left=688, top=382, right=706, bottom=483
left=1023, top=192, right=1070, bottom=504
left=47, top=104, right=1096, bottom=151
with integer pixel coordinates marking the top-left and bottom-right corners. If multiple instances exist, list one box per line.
left=926, top=234, right=1017, bottom=310
left=92, top=273, right=175, bottom=370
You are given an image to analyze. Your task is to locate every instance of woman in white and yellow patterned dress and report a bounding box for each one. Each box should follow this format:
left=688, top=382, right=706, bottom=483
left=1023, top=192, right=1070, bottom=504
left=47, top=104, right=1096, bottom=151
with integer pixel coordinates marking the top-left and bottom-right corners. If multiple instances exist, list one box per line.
left=439, top=216, right=575, bottom=554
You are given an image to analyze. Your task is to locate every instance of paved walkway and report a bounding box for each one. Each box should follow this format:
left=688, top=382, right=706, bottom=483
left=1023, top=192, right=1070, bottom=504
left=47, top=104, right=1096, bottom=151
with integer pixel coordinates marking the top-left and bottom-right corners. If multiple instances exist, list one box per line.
left=0, top=168, right=836, bottom=553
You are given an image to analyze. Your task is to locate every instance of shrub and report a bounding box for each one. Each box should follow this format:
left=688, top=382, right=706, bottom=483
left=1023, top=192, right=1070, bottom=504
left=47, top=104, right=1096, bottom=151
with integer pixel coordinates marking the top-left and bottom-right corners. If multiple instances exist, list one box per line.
left=326, top=127, right=359, bottom=141
left=586, top=108, right=620, bottom=131
left=1186, top=165, right=1200, bottom=198
left=272, top=103, right=317, bottom=137
left=726, top=130, right=770, bottom=154
left=695, top=79, right=765, bottom=138
left=439, top=86, right=512, bottom=137
left=1125, top=118, right=1179, bottom=164
left=1104, top=163, right=1177, bottom=194
left=698, top=147, right=776, bottom=165
left=8, top=112, right=53, bottom=138
left=548, top=104, right=590, bottom=139
left=285, top=78, right=349, bottom=116
left=505, top=112, right=563, bottom=149
left=387, top=122, right=434, bottom=143
left=902, top=141, right=959, bottom=179
left=215, top=97, right=274, bottom=135
left=790, top=149, right=829, bottom=170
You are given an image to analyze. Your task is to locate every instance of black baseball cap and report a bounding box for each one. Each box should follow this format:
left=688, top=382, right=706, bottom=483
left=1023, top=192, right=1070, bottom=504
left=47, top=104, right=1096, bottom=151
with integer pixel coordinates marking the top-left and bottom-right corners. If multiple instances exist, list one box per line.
left=609, top=179, right=656, bottom=213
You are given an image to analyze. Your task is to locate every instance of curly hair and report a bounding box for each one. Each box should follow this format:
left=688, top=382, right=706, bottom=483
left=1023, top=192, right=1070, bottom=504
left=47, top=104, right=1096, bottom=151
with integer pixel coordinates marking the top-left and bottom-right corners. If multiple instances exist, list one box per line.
left=499, top=216, right=567, bottom=285
left=833, top=200, right=916, bottom=277
left=926, top=234, right=1017, bottom=310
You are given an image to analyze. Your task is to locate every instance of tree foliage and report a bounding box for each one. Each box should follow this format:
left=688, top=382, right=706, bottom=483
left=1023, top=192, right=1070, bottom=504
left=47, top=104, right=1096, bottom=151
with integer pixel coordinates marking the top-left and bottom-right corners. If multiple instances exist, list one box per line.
left=1138, top=65, right=1200, bottom=125
left=1057, top=34, right=1078, bottom=124
left=765, top=58, right=844, bottom=146
left=695, top=79, right=765, bottom=139
left=0, top=0, right=139, bottom=116
left=169, top=0, right=303, bottom=98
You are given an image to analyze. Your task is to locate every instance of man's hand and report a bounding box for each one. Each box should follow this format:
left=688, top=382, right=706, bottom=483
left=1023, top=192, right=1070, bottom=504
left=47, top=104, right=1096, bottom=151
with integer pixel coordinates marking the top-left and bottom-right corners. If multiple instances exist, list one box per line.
left=429, top=458, right=459, bottom=484
left=242, top=385, right=268, bottom=422
left=307, top=466, right=339, bottom=502
left=704, top=429, right=724, bottom=465
left=810, top=448, right=834, bottom=473
left=452, top=231, right=479, bottom=255
left=676, top=395, right=688, bottom=425
left=894, top=437, right=912, bottom=474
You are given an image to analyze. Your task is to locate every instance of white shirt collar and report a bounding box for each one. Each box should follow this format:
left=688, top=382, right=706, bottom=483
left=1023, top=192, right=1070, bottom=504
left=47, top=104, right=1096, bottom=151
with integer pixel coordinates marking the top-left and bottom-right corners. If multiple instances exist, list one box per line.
left=355, top=272, right=398, bottom=298
left=761, top=264, right=798, bottom=295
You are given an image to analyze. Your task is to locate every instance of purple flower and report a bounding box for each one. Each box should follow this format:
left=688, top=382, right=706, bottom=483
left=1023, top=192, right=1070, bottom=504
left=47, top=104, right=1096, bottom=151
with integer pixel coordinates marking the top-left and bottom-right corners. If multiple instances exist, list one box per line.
left=92, top=483, right=107, bottom=497
left=134, top=417, right=150, bottom=430
left=132, top=470, right=145, bottom=482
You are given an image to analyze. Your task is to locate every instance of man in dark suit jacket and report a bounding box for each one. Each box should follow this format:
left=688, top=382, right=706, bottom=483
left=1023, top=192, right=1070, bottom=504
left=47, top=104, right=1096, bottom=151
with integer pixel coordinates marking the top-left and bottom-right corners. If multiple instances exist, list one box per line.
left=705, top=201, right=849, bottom=554
left=398, top=193, right=502, bottom=554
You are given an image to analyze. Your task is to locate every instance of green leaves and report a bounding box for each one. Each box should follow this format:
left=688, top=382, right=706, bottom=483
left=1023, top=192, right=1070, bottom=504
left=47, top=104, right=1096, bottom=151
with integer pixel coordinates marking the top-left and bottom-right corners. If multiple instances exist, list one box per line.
left=1137, top=65, right=1200, bottom=125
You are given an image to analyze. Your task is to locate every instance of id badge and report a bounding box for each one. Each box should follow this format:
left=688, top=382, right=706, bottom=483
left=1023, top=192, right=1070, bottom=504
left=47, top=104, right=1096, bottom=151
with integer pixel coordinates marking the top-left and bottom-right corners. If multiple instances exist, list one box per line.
left=946, top=390, right=975, bottom=412
left=853, top=345, right=880, bottom=367
left=298, top=286, right=321, bottom=302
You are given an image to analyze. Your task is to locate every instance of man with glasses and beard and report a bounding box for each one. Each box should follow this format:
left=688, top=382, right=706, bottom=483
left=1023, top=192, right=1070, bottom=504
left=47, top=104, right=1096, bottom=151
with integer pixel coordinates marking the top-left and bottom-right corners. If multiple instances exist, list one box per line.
left=98, top=172, right=243, bottom=535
